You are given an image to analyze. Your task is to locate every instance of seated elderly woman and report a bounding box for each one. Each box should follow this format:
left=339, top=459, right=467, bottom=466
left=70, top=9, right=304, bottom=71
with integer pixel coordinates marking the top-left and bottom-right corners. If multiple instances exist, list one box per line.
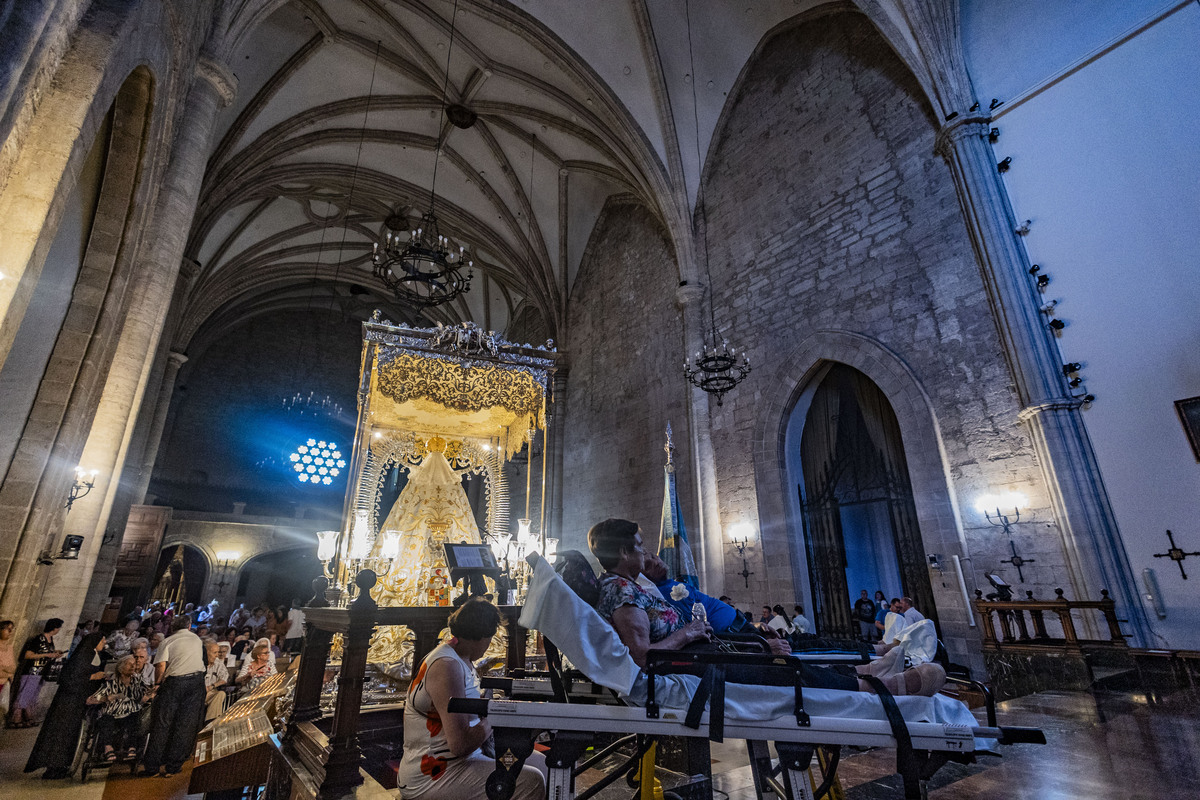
left=86, top=654, right=150, bottom=762
left=396, top=599, right=547, bottom=800
left=236, top=643, right=276, bottom=693
left=587, top=519, right=945, bottom=697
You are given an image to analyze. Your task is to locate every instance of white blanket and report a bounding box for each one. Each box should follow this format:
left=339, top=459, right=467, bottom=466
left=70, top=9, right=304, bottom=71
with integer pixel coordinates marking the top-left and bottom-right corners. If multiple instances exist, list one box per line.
left=519, top=555, right=981, bottom=737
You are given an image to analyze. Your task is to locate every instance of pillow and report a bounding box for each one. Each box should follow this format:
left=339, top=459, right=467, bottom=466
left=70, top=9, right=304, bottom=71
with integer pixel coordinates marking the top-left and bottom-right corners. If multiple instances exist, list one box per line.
left=553, top=549, right=601, bottom=607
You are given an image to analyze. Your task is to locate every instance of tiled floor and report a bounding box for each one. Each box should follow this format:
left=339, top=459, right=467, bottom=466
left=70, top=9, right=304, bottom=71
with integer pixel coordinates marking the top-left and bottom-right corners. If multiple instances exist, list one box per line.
left=2, top=688, right=1197, bottom=799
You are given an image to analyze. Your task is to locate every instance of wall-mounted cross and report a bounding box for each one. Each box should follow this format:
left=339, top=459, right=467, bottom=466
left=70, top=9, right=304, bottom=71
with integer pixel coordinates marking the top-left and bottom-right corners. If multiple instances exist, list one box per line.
left=1001, top=541, right=1035, bottom=583
left=1154, top=529, right=1200, bottom=579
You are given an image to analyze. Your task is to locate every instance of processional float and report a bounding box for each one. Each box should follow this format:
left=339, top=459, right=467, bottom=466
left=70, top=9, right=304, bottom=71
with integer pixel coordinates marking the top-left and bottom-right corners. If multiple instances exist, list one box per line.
left=315, top=312, right=556, bottom=665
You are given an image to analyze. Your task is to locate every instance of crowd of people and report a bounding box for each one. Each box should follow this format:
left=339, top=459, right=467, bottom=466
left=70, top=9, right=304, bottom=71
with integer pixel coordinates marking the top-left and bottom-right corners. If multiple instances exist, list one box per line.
left=1, top=596, right=307, bottom=780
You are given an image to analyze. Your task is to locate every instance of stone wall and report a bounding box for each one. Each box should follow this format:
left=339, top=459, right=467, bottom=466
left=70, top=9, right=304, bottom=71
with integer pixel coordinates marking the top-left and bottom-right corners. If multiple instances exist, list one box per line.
left=694, top=12, right=1068, bottom=665
left=152, top=308, right=362, bottom=518
left=561, top=200, right=695, bottom=557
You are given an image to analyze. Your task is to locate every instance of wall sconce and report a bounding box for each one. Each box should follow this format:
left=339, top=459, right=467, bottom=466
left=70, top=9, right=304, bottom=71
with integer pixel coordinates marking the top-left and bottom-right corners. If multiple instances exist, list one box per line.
left=65, top=467, right=98, bottom=512
left=214, top=550, right=241, bottom=591
left=975, top=492, right=1026, bottom=535
left=728, top=522, right=757, bottom=588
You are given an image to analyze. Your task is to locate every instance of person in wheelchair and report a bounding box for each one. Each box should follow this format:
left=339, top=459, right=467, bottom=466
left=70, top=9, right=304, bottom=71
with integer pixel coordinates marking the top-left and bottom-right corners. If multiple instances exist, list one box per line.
left=86, top=655, right=150, bottom=762
left=588, top=518, right=946, bottom=697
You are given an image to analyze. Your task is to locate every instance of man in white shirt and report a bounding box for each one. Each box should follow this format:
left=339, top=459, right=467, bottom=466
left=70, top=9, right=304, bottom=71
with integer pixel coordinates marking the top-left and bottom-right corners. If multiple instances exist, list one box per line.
left=898, top=596, right=925, bottom=624
left=791, top=604, right=813, bottom=634
left=142, top=616, right=206, bottom=777
left=283, top=599, right=306, bottom=654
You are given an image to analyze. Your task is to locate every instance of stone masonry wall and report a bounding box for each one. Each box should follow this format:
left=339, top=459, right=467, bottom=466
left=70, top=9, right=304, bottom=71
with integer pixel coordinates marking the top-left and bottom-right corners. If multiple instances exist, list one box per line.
left=152, top=308, right=362, bottom=517
left=693, top=14, right=1069, bottom=647
left=561, top=201, right=695, bottom=558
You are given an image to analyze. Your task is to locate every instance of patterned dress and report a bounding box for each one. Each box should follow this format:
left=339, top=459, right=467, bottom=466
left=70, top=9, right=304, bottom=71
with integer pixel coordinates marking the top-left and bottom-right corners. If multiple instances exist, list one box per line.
left=396, top=642, right=483, bottom=796
left=596, top=573, right=684, bottom=643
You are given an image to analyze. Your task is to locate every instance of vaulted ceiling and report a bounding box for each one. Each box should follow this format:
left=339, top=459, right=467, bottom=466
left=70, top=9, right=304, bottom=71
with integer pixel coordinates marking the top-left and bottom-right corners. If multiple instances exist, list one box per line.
left=179, top=0, right=827, bottom=356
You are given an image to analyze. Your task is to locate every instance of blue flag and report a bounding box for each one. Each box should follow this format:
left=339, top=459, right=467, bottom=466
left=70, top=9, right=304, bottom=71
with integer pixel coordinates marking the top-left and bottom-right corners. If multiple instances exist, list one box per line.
left=658, top=423, right=698, bottom=588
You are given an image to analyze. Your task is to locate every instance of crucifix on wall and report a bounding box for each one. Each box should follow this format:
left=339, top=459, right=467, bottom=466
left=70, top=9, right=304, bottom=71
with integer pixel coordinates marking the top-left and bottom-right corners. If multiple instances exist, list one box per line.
left=1001, top=540, right=1035, bottom=583
left=1154, top=529, right=1200, bottom=579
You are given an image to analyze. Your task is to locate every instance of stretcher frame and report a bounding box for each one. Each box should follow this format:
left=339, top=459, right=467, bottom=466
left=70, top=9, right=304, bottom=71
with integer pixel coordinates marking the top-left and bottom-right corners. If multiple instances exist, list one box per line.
left=470, top=554, right=1045, bottom=800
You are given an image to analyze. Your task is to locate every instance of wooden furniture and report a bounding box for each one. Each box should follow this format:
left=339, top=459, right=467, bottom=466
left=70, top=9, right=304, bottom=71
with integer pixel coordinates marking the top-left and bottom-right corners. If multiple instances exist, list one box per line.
left=972, top=587, right=1127, bottom=652
left=274, top=570, right=526, bottom=799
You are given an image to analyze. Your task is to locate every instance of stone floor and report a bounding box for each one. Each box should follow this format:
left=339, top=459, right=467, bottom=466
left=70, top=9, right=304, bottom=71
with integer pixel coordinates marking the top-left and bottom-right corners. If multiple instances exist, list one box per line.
left=1, top=688, right=1197, bottom=799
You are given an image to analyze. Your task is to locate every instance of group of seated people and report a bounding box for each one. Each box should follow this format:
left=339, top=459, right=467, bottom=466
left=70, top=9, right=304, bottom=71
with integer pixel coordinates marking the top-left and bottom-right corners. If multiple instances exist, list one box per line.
left=397, top=516, right=951, bottom=799
left=10, top=600, right=288, bottom=779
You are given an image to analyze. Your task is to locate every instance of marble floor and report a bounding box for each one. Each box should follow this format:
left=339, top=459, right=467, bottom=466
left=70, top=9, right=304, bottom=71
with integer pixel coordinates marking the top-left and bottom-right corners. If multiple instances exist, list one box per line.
left=1, top=688, right=1196, bottom=799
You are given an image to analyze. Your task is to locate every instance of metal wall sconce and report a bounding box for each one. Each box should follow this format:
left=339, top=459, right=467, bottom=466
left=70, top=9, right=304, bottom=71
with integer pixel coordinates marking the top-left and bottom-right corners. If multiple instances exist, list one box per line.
left=728, top=522, right=757, bottom=588
left=65, top=467, right=98, bottom=512
left=214, top=550, right=242, bottom=591
left=975, top=492, right=1026, bottom=535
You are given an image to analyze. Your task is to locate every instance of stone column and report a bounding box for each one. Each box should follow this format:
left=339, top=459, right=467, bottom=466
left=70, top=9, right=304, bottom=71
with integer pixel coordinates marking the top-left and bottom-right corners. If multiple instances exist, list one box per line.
left=134, top=350, right=188, bottom=500
left=19, top=54, right=235, bottom=631
left=676, top=284, right=724, bottom=597
left=935, top=118, right=1151, bottom=644
left=547, top=369, right=567, bottom=542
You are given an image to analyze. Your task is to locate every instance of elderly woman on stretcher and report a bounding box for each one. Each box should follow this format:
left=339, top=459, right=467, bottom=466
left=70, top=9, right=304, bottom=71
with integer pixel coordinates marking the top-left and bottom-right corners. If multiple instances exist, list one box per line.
left=587, top=518, right=945, bottom=697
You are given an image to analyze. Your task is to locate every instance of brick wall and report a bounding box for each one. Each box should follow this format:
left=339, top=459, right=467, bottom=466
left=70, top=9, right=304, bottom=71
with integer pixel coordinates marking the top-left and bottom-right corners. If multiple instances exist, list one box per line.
left=561, top=201, right=695, bottom=557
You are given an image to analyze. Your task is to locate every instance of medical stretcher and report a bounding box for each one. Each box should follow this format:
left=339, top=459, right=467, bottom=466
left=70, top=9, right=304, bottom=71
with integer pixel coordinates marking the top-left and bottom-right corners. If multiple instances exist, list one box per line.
left=459, top=555, right=1045, bottom=800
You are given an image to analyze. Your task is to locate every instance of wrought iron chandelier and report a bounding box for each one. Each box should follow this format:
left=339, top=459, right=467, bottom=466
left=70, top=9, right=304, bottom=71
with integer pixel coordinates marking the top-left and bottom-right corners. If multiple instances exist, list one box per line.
left=371, top=0, right=473, bottom=307
left=679, top=0, right=749, bottom=406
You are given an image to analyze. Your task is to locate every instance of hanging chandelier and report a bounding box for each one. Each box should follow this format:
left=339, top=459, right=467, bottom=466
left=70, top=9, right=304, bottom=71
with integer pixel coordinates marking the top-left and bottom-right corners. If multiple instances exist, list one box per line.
left=371, top=0, right=473, bottom=307
left=373, top=210, right=472, bottom=307
left=679, top=0, right=750, bottom=406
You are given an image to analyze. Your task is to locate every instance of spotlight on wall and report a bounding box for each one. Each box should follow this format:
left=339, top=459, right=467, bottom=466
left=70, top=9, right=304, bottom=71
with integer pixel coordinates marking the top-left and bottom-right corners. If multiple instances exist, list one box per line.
left=1028, top=264, right=1041, bottom=274
left=1036, top=274, right=1050, bottom=289
left=1039, top=300, right=1058, bottom=314
left=988, top=127, right=999, bottom=143
left=927, top=553, right=944, bottom=574
left=59, top=535, right=84, bottom=560
left=997, top=157, right=1012, bottom=173
left=1014, top=220, right=1031, bottom=236
left=1048, top=318, right=1065, bottom=331
left=1069, top=377, right=1083, bottom=388
left=1062, top=362, right=1082, bottom=376
left=989, top=98, right=1003, bottom=110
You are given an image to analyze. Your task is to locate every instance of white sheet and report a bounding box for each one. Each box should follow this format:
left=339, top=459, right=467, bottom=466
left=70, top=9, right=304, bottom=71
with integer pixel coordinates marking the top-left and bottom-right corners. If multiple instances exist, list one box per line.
left=519, top=554, right=985, bottom=743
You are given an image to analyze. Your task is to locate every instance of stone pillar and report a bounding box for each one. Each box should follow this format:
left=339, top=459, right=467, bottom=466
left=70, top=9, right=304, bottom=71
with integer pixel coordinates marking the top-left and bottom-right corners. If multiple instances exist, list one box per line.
left=935, top=118, right=1151, bottom=645
left=134, top=350, right=188, bottom=500
left=78, top=348, right=188, bottom=619
left=10, top=53, right=235, bottom=631
left=676, top=284, right=724, bottom=597
left=547, top=369, right=567, bottom=542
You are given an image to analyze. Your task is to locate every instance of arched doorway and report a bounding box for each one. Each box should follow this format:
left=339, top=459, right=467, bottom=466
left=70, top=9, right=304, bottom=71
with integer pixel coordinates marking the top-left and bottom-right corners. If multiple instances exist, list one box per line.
left=150, top=544, right=208, bottom=610
left=234, top=549, right=322, bottom=612
left=791, top=363, right=936, bottom=637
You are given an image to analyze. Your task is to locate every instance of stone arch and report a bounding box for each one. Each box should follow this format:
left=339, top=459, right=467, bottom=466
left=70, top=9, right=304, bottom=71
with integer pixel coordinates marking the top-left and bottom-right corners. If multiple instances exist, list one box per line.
left=0, top=65, right=161, bottom=628
left=751, top=329, right=979, bottom=666
left=0, top=0, right=183, bottom=365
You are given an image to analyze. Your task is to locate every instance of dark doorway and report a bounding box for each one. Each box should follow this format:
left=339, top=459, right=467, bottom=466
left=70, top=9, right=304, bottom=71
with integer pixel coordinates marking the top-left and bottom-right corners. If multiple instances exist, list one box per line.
left=150, top=544, right=208, bottom=610
left=795, top=364, right=936, bottom=637
left=235, top=549, right=323, bottom=611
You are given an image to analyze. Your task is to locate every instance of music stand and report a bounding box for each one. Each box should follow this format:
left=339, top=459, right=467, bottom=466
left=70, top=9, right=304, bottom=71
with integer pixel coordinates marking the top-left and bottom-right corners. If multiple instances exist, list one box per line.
left=443, top=543, right=502, bottom=605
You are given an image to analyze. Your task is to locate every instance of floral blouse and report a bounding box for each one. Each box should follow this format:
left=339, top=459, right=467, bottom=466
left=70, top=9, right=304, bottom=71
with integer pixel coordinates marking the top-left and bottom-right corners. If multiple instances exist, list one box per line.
left=597, top=573, right=683, bottom=644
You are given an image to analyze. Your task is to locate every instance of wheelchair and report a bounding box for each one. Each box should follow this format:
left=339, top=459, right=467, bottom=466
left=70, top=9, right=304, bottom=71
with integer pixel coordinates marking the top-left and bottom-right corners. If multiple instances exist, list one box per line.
left=71, top=704, right=150, bottom=781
